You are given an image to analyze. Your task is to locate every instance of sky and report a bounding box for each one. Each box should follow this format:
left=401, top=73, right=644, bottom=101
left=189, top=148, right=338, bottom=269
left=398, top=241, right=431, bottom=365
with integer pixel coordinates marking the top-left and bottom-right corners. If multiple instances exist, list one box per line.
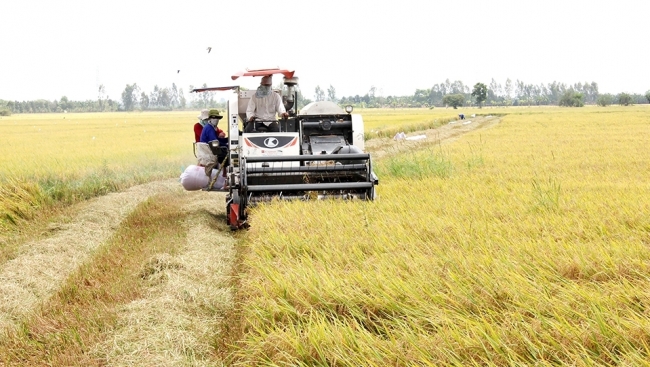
left=1, top=0, right=649, bottom=103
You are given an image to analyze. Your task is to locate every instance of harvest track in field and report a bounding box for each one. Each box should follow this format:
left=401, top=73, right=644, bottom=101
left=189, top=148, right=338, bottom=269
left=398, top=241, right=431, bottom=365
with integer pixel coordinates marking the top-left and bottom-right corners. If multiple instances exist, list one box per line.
left=0, top=179, right=180, bottom=331
left=365, top=114, right=501, bottom=158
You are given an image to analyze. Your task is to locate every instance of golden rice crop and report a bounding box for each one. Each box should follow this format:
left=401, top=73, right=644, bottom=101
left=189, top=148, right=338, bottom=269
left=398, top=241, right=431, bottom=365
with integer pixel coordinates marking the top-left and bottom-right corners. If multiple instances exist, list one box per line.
left=229, top=105, right=650, bottom=365
left=0, top=111, right=197, bottom=232
left=0, top=111, right=196, bottom=179
left=359, top=107, right=472, bottom=138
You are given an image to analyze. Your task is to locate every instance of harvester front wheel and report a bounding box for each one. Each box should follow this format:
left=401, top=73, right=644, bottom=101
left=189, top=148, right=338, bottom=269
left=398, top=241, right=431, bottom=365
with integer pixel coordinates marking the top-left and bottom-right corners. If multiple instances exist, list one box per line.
left=226, top=194, right=248, bottom=230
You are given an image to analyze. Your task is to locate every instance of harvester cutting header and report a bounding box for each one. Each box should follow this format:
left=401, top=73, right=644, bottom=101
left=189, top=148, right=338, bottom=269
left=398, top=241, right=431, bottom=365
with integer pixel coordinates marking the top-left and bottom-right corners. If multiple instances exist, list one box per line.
left=191, top=68, right=378, bottom=230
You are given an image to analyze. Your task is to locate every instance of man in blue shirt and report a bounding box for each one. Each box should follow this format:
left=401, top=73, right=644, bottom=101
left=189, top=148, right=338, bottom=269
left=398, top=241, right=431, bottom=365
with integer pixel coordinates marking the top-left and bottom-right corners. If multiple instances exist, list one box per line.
left=199, top=109, right=229, bottom=189
left=199, top=109, right=226, bottom=144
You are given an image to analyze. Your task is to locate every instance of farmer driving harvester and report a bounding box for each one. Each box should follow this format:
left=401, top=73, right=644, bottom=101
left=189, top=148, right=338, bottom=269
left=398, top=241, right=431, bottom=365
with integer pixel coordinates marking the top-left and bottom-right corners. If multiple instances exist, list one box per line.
left=244, top=74, right=289, bottom=133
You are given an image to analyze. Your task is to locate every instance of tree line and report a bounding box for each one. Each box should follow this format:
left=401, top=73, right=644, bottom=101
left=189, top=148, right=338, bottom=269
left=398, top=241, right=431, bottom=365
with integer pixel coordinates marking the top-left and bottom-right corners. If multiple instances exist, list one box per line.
left=1, top=83, right=204, bottom=115
left=329, top=79, right=650, bottom=109
left=120, top=83, right=190, bottom=111
left=0, top=93, right=120, bottom=115
left=2, top=79, right=649, bottom=116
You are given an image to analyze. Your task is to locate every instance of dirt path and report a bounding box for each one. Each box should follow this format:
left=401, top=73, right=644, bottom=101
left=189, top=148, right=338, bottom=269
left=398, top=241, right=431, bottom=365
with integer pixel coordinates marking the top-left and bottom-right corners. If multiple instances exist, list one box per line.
left=365, top=115, right=501, bottom=158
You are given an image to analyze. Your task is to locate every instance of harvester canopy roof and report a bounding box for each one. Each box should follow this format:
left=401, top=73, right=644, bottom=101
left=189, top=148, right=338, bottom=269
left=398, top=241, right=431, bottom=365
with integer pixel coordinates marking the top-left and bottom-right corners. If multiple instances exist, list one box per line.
left=191, top=68, right=295, bottom=93
left=231, top=68, right=294, bottom=80
left=191, top=86, right=238, bottom=93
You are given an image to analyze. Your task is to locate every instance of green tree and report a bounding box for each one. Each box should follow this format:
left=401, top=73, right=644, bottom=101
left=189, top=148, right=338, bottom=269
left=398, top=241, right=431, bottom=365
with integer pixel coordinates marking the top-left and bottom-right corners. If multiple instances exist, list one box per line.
left=558, top=90, right=584, bottom=107
left=596, top=94, right=613, bottom=107
left=0, top=100, right=10, bottom=116
left=98, top=85, right=106, bottom=111
left=121, top=84, right=138, bottom=111
left=199, top=83, right=214, bottom=108
left=413, top=88, right=430, bottom=106
left=133, top=85, right=142, bottom=108
left=150, top=85, right=160, bottom=107
left=171, top=83, right=179, bottom=108
left=488, top=78, right=499, bottom=104
left=645, top=90, right=650, bottom=103
left=314, top=85, right=325, bottom=101
left=504, top=78, right=513, bottom=106
left=297, top=90, right=312, bottom=109
left=59, top=96, right=70, bottom=111
left=471, top=83, right=488, bottom=108
left=618, top=92, right=633, bottom=106
left=368, top=86, right=376, bottom=99
left=327, top=84, right=337, bottom=102
left=179, top=88, right=186, bottom=109
left=140, top=92, right=150, bottom=110
left=443, top=94, right=465, bottom=109
left=158, top=87, right=171, bottom=108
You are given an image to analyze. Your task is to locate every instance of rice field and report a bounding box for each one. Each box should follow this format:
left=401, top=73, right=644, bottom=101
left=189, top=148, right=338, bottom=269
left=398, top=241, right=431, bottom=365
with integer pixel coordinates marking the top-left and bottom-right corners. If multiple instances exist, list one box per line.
left=2, top=106, right=650, bottom=365
left=0, top=108, right=458, bottom=233
left=0, top=111, right=197, bottom=233
left=0, top=111, right=197, bottom=178
left=229, top=105, right=650, bottom=365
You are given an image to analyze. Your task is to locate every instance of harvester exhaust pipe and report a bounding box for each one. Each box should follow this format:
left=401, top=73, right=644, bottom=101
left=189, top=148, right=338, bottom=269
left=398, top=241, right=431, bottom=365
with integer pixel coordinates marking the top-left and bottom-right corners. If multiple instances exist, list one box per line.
left=283, top=76, right=299, bottom=111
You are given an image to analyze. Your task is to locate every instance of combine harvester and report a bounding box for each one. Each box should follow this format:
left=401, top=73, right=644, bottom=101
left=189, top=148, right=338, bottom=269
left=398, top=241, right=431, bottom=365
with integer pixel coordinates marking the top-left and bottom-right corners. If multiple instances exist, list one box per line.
left=192, top=68, right=378, bottom=230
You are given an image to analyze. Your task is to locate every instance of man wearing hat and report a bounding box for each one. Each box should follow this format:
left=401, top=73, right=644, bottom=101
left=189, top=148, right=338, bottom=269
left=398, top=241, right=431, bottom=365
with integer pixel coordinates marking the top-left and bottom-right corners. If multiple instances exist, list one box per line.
left=199, top=109, right=226, bottom=143
left=200, top=109, right=228, bottom=162
left=198, top=109, right=229, bottom=190
left=194, top=109, right=209, bottom=142
left=245, top=74, right=288, bottom=133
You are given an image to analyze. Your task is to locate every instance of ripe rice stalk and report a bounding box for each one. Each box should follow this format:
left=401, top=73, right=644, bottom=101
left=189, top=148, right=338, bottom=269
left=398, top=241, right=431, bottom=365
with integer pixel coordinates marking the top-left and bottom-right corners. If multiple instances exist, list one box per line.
left=227, top=106, right=650, bottom=365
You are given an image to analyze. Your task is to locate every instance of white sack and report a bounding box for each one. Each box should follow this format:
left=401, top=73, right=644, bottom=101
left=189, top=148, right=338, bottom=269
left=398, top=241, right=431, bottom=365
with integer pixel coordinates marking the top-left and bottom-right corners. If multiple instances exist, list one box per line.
left=180, top=165, right=209, bottom=190
left=214, top=174, right=226, bottom=189
left=405, top=134, right=426, bottom=141
left=393, top=132, right=406, bottom=140
left=180, top=165, right=226, bottom=191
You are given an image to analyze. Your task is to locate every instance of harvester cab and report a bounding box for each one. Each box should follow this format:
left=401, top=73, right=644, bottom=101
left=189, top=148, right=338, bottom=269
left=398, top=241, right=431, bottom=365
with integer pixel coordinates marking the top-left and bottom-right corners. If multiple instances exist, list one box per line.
left=192, top=68, right=378, bottom=230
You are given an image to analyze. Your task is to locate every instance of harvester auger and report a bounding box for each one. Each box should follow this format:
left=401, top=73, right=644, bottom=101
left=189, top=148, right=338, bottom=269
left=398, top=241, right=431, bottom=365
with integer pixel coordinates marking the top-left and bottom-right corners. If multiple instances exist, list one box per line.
left=192, top=68, right=378, bottom=230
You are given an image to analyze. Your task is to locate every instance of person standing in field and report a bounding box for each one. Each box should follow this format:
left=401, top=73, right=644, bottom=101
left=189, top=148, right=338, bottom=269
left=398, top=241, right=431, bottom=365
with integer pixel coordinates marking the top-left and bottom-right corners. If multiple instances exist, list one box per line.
left=194, top=109, right=209, bottom=142
left=245, top=75, right=288, bottom=133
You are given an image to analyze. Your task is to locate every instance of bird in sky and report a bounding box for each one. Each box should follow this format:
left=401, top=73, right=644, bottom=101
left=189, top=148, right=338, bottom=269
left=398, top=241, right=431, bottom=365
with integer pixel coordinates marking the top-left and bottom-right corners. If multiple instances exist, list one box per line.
left=177, top=70, right=180, bottom=73
left=207, top=47, right=212, bottom=53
